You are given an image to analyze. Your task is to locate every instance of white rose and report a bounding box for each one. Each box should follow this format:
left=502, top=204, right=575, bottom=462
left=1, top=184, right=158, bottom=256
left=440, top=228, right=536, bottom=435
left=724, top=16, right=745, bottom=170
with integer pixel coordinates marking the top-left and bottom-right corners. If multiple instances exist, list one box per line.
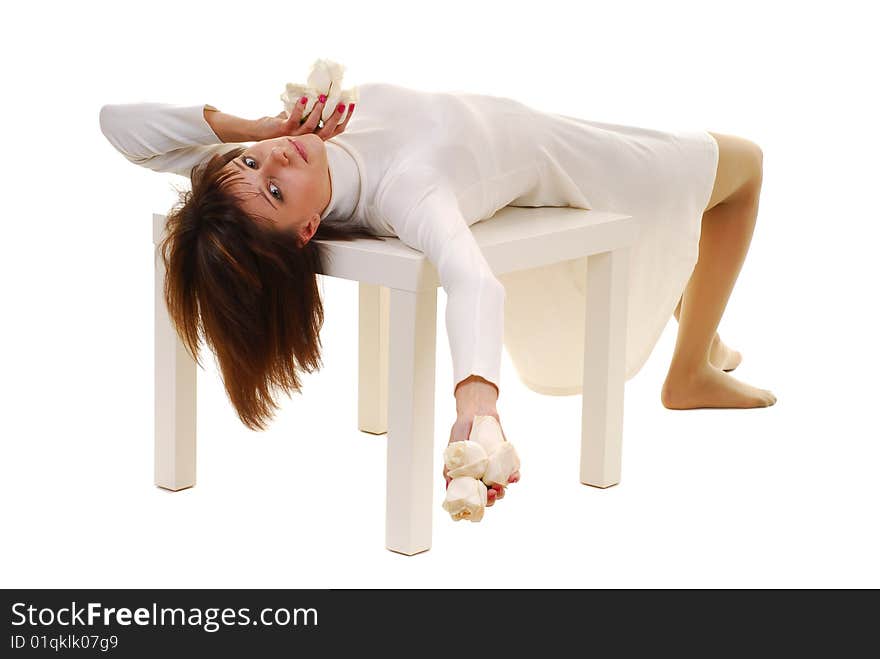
left=444, top=440, right=488, bottom=480
left=468, top=415, right=505, bottom=456
left=467, top=415, right=520, bottom=487
left=307, top=58, right=345, bottom=121
left=442, top=477, right=488, bottom=522
left=482, top=442, right=521, bottom=487
left=280, top=82, right=310, bottom=106
left=339, top=86, right=359, bottom=106
left=280, top=83, right=321, bottom=119
left=307, top=58, right=346, bottom=96
left=279, top=59, right=358, bottom=123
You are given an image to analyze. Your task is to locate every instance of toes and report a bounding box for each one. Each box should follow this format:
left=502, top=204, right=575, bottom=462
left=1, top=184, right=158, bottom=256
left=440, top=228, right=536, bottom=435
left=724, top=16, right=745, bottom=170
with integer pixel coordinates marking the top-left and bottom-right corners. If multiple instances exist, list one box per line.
left=508, top=470, right=520, bottom=484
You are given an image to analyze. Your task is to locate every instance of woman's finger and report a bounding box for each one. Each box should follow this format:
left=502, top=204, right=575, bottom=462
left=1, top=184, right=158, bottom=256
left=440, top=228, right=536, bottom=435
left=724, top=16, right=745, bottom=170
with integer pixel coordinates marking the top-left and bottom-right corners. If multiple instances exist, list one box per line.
left=300, top=95, right=327, bottom=134
left=283, top=96, right=309, bottom=134
left=333, top=103, right=355, bottom=136
left=317, top=102, right=346, bottom=140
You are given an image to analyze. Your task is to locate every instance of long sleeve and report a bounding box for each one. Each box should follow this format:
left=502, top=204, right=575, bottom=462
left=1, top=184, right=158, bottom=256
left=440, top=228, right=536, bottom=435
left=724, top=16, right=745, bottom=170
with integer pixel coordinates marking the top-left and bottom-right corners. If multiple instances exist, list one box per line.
left=376, top=166, right=506, bottom=394
left=98, top=102, right=247, bottom=177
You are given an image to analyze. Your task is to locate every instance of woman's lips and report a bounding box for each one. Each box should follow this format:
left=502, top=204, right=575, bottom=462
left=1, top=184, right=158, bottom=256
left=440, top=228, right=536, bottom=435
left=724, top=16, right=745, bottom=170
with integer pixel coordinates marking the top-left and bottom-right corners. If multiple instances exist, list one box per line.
left=288, top=138, right=308, bottom=163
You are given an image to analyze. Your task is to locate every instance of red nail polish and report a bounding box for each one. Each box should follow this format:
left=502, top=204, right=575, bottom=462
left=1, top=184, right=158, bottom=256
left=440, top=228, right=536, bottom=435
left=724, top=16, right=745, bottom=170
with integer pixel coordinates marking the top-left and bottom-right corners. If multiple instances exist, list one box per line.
left=336, top=103, right=345, bottom=113
left=299, top=96, right=307, bottom=104
left=348, top=103, right=355, bottom=112
left=318, top=94, right=327, bottom=103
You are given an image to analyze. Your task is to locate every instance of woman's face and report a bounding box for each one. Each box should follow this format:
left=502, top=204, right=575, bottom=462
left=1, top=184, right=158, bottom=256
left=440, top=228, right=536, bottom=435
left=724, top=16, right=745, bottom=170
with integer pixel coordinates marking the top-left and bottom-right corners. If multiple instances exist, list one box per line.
left=222, top=134, right=331, bottom=245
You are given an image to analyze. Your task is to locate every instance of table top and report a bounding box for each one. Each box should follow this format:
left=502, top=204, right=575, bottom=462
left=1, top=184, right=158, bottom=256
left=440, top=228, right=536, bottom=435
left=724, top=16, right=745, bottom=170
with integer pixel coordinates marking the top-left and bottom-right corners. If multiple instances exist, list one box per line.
left=316, top=207, right=636, bottom=291
left=153, top=207, right=637, bottom=292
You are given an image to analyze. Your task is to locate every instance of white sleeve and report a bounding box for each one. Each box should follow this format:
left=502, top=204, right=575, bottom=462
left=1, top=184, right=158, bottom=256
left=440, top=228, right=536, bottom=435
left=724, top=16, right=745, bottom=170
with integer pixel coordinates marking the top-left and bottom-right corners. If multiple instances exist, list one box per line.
left=377, top=169, right=505, bottom=395
left=98, top=102, right=249, bottom=178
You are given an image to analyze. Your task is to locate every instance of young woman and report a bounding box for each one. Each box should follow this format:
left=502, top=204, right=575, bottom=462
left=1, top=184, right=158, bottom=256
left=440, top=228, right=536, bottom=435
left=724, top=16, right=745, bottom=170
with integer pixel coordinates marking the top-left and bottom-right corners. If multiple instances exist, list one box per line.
left=100, top=82, right=774, bottom=508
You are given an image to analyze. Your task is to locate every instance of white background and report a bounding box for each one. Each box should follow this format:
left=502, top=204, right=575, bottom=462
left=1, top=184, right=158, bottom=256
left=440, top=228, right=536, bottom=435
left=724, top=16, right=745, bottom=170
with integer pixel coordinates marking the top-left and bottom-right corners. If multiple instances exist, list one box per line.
left=2, top=0, right=877, bottom=588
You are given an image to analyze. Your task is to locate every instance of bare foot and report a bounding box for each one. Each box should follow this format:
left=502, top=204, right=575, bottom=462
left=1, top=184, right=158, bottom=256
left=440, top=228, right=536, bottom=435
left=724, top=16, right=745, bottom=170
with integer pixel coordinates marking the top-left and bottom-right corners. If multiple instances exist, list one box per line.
left=661, top=363, right=777, bottom=409
left=709, top=334, right=743, bottom=372
left=444, top=412, right=520, bottom=507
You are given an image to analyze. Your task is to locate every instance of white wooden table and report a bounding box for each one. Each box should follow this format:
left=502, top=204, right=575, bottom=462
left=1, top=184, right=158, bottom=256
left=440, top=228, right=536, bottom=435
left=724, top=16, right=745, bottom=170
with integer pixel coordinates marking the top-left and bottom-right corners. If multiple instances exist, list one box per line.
left=153, top=206, right=638, bottom=556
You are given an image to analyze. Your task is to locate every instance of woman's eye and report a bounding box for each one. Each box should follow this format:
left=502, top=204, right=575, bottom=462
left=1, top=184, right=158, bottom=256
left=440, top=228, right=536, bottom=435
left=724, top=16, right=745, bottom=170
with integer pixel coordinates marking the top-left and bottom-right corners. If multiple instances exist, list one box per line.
left=242, top=156, right=281, bottom=200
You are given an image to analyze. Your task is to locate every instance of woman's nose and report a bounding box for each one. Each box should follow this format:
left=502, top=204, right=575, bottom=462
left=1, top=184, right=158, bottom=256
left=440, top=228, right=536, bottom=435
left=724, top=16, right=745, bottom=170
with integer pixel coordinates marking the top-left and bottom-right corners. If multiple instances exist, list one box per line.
left=271, top=147, right=289, bottom=165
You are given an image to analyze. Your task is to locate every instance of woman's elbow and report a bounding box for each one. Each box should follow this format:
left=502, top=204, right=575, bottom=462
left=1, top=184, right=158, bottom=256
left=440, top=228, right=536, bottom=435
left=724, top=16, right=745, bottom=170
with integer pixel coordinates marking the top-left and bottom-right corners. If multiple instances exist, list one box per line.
left=98, top=104, right=121, bottom=139
left=98, top=104, right=150, bottom=165
left=98, top=104, right=127, bottom=154
left=446, top=267, right=505, bottom=300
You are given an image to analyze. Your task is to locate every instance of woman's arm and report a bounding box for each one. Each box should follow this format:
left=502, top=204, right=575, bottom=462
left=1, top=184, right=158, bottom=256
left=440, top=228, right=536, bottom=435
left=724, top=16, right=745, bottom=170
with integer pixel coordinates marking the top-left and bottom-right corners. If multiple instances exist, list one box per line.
left=98, top=102, right=246, bottom=177
left=99, top=98, right=351, bottom=178
left=201, top=106, right=259, bottom=143
left=378, top=167, right=517, bottom=502
left=376, top=166, right=505, bottom=403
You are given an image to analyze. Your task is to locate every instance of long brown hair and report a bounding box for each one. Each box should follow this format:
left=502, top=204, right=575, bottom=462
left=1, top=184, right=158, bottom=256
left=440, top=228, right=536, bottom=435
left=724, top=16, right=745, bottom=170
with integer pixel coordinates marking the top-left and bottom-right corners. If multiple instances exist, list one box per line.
left=158, top=146, right=385, bottom=431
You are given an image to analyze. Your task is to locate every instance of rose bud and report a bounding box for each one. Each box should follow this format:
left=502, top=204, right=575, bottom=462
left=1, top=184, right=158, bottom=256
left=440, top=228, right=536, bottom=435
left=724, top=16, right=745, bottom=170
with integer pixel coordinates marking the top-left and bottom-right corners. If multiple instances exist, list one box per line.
left=482, top=442, right=521, bottom=488
left=444, top=440, right=489, bottom=480
left=442, top=477, right=488, bottom=522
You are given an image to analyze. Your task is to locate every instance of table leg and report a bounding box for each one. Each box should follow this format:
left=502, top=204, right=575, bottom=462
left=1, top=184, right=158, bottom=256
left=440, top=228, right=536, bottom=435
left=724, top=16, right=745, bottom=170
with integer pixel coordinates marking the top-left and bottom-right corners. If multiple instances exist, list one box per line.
left=385, top=286, right=437, bottom=555
left=153, top=215, right=197, bottom=492
left=581, top=247, right=630, bottom=488
left=357, top=282, right=390, bottom=435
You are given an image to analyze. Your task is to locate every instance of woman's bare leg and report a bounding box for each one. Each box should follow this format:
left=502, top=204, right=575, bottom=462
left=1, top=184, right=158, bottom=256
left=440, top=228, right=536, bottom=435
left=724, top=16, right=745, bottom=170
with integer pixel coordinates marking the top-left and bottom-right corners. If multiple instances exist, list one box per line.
left=661, top=132, right=777, bottom=409
left=673, top=297, right=742, bottom=372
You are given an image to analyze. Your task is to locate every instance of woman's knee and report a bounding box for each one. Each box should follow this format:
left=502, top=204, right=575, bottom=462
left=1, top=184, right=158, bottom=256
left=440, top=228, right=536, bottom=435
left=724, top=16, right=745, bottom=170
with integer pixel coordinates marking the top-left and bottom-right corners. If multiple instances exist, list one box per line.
left=706, top=132, right=762, bottom=209
left=742, top=138, right=763, bottom=189
left=725, top=135, right=764, bottom=203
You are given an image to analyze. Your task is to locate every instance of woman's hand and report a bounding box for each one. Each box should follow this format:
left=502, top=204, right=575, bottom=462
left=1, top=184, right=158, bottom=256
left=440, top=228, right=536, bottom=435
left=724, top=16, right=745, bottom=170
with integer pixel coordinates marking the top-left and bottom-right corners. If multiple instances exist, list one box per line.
left=444, top=375, right=520, bottom=506
left=251, top=96, right=355, bottom=142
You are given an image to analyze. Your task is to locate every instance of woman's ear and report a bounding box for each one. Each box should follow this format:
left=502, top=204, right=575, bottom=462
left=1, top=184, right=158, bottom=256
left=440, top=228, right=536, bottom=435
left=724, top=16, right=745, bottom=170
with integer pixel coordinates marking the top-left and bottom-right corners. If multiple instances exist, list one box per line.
left=299, top=212, right=321, bottom=247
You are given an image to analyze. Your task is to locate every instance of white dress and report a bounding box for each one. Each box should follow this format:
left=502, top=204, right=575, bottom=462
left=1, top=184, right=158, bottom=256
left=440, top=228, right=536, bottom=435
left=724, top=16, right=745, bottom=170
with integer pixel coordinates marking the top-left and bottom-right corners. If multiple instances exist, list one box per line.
left=99, top=82, right=719, bottom=396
